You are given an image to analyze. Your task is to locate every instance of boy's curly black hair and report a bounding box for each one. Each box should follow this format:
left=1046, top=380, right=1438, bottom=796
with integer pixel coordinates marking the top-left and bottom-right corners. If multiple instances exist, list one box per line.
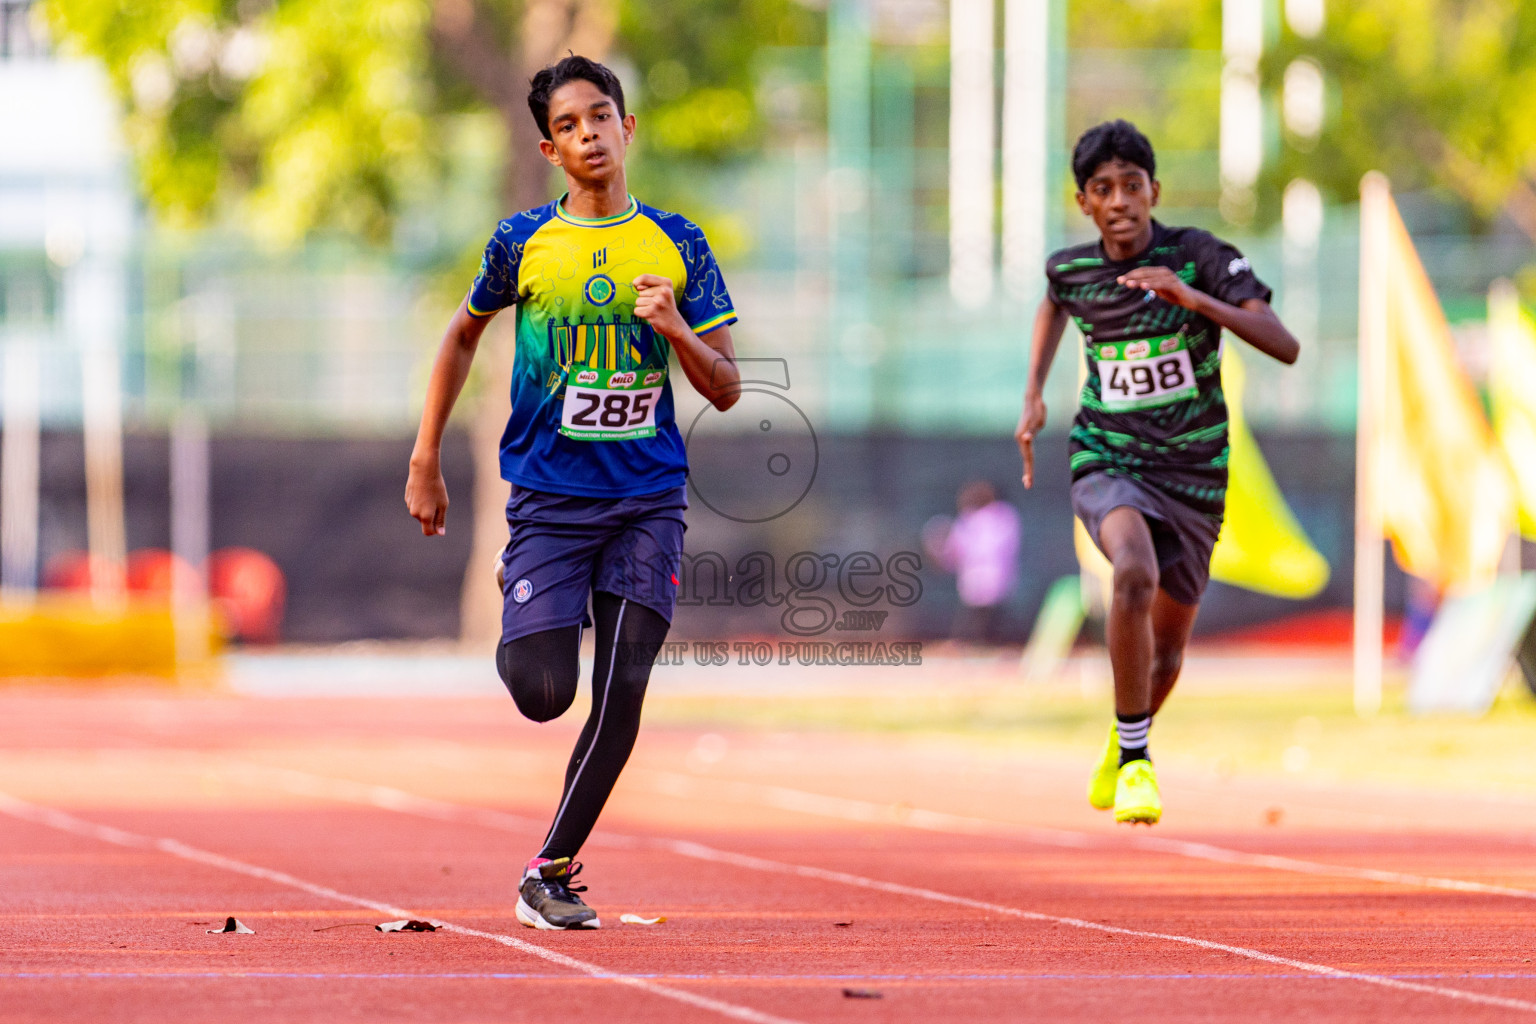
left=527, top=55, right=627, bottom=142
left=1071, top=119, right=1156, bottom=190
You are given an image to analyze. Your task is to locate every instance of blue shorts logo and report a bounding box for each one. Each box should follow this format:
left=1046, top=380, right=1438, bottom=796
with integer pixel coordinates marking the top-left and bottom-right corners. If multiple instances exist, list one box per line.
left=584, top=274, right=616, bottom=307
left=512, top=578, right=534, bottom=604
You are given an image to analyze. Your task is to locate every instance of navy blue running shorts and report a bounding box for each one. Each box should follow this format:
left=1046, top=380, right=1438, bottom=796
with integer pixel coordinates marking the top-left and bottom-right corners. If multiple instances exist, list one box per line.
left=499, top=484, right=687, bottom=643
left=1069, top=472, right=1222, bottom=607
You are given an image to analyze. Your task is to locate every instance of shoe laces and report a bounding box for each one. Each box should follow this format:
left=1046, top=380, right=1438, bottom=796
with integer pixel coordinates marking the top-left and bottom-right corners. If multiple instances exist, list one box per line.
left=535, top=860, right=589, bottom=900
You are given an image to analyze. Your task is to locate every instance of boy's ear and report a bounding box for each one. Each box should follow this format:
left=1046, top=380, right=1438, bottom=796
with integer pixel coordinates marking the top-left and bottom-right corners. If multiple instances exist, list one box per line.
left=1075, top=190, right=1090, bottom=216
left=1150, top=178, right=1160, bottom=208
left=538, top=138, right=562, bottom=167
left=622, top=112, right=636, bottom=145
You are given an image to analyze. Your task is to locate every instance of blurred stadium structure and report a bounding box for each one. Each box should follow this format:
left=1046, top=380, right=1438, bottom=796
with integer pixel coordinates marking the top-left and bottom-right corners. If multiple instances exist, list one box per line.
left=1, top=0, right=1533, bottom=649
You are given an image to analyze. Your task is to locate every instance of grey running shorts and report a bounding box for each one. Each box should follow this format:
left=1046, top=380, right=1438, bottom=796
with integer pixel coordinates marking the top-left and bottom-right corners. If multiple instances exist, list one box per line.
left=1069, top=472, right=1222, bottom=606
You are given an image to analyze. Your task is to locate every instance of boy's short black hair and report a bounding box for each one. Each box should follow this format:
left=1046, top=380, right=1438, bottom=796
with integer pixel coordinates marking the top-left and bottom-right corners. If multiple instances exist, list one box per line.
left=1071, top=120, right=1156, bottom=190
left=527, top=55, right=626, bottom=141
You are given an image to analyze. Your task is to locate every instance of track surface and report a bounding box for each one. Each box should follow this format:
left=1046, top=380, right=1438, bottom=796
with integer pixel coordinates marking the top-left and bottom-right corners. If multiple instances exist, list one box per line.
left=3, top=689, right=1535, bottom=1023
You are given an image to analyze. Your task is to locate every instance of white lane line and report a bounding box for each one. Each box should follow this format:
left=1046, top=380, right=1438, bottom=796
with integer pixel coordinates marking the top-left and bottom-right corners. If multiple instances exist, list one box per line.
left=666, top=841, right=1536, bottom=1015
left=635, top=770, right=1536, bottom=901
left=0, top=791, right=798, bottom=1024
left=218, top=763, right=1536, bottom=1015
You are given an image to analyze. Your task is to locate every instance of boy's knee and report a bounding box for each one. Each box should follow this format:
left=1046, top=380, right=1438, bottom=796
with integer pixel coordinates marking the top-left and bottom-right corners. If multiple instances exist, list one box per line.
left=1111, top=560, right=1158, bottom=613
left=498, top=641, right=579, bottom=722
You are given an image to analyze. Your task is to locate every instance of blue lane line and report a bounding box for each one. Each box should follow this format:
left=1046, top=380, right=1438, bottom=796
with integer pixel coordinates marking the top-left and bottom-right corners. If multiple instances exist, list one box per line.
left=5, top=972, right=1536, bottom=983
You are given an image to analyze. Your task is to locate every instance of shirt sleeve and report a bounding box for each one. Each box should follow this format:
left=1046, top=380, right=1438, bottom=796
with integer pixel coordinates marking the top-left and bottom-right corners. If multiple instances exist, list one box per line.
left=1193, top=230, right=1273, bottom=308
left=465, top=223, right=522, bottom=318
left=1044, top=254, right=1066, bottom=306
left=676, top=225, right=737, bottom=335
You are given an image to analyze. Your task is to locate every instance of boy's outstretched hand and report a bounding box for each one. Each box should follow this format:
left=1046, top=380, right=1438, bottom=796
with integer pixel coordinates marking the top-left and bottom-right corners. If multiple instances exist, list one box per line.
left=1117, top=266, right=1200, bottom=310
left=405, top=458, right=449, bottom=536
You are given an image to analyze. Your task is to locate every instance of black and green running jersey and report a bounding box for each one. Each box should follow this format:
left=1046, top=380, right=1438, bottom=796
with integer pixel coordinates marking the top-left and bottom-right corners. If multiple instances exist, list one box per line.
left=1045, top=220, right=1272, bottom=518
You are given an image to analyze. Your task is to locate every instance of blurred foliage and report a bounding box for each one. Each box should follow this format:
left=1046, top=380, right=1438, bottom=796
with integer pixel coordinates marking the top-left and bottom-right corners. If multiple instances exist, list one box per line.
left=1063, top=0, right=1224, bottom=216
left=42, top=0, right=436, bottom=244
left=621, top=0, right=817, bottom=159
left=40, top=0, right=820, bottom=249
left=1268, top=0, right=1536, bottom=240
left=1068, top=0, right=1222, bottom=51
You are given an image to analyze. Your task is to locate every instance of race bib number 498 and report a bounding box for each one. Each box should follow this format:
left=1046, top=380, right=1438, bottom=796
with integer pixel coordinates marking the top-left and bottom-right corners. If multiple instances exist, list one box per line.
left=560, top=367, right=665, bottom=441
left=1096, top=333, right=1197, bottom=412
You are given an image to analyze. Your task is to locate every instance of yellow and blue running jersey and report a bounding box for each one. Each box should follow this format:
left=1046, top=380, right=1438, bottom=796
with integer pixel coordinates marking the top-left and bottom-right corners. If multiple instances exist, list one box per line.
left=467, top=195, right=737, bottom=497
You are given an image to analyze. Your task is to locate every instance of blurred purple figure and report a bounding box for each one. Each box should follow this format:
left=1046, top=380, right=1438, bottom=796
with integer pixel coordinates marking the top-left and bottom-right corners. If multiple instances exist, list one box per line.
left=923, top=481, right=1022, bottom=645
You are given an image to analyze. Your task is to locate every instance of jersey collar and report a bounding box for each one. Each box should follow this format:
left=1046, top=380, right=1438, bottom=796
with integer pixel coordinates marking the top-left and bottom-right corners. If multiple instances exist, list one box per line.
left=554, top=194, right=640, bottom=227
left=1098, top=218, right=1166, bottom=264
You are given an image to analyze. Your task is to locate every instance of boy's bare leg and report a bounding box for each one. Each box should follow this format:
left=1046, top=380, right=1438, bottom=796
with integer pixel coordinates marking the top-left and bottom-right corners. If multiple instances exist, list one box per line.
left=1150, top=590, right=1199, bottom=714
left=1095, top=505, right=1169, bottom=822
left=1097, top=506, right=1159, bottom=717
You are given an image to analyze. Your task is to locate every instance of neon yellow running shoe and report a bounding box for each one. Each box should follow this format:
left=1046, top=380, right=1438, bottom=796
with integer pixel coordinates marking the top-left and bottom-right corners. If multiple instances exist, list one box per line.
left=1087, top=724, right=1118, bottom=810
left=1113, top=759, right=1162, bottom=825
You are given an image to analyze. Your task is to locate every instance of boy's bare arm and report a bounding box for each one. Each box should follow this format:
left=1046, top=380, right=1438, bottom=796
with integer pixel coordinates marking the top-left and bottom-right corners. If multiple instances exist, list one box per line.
left=1017, top=296, right=1070, bottom=489
left=1116, top=266, right=1300, bottom=365
left=406, top=299, right=496, bottom=536
left=632, top=274, right=740, bottom=411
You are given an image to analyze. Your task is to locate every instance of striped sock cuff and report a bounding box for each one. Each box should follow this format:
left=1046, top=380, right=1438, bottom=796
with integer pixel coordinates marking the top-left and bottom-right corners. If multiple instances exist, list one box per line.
left=1115, top=714, right=1151, bottom=750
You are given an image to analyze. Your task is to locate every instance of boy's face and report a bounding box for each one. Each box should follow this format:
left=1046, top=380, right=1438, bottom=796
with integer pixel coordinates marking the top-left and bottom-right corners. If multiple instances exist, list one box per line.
left=539, top=79, right=635, bottom=186
left=1076, top=158, right=1159, bottom=251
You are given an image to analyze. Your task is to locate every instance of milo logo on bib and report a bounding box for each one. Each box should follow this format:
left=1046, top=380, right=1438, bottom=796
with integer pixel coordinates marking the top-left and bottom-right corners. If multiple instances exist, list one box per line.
left=1096, top=331, right=1198, bottom=412
left=560, top=366, right=666, bottom=442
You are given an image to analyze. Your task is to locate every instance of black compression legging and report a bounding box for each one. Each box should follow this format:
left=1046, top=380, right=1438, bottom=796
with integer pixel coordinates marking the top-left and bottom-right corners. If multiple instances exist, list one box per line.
left=495, top=591, right=669, bottom=861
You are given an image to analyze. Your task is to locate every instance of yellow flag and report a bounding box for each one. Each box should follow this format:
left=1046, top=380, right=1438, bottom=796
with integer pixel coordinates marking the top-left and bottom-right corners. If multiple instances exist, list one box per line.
left=1488, top=280, right=1536, bottom=540
left=1209, top=346, right=1330, bottom=597
left=1375, top=197, right=1514, bottom=590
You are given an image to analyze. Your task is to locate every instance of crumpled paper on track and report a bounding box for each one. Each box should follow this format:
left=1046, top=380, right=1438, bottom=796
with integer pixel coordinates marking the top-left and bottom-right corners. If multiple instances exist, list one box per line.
left=376, top=919, right=441, bottom=933
left=207, top=917, right=255, bottom=934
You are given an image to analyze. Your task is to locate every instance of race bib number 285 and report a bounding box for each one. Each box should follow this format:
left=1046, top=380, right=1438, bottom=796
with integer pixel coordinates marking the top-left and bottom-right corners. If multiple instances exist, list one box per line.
left=1096, top=333, right=1197, bottom=412
left=560, top=367, right=665, bottom=441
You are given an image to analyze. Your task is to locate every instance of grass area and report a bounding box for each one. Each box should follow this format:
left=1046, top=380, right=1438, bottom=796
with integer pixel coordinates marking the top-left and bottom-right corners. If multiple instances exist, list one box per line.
left=645, top=677, right=1536, bottom=799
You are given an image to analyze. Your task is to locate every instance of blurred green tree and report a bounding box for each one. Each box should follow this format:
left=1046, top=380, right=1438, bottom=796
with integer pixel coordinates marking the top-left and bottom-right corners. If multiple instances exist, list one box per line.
left=1268, top=0, right=1536, bottom=241
left=40, top=0, right=819, bottom=245
left=39, top=0, right=818, bottom=645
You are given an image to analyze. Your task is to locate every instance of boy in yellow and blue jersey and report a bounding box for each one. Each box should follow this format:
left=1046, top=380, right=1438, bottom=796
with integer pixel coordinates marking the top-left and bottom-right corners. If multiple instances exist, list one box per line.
left=406, top=56, right=741, bottom=930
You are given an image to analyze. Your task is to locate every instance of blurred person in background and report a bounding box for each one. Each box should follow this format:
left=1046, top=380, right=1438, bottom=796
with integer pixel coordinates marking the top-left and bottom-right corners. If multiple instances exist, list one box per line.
left=923, top=480, right=1021, bottom=647
left=1015, top=120, right=1299, bottom=827
left=405, top=55, right=741, bottom=931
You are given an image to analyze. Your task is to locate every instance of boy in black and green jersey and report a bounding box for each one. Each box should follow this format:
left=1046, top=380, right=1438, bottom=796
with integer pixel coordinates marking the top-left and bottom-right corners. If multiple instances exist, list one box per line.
left=1015, top=120, right=1299, bottom=825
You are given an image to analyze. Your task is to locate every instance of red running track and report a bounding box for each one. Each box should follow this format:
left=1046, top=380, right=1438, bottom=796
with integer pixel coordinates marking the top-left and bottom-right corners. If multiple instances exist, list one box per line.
left=2, top=690, right=1534, bottom=1023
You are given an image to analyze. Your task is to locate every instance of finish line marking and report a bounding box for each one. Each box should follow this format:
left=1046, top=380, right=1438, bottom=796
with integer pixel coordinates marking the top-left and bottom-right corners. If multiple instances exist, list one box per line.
left=0, top=791, right=798, bottom=1024
left=215, top=762, right=1536, bottom=1015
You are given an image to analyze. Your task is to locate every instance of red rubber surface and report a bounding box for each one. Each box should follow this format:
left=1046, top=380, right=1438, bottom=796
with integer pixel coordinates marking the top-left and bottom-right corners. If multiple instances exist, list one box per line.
left=2, top=690, right=1534, bottom=1023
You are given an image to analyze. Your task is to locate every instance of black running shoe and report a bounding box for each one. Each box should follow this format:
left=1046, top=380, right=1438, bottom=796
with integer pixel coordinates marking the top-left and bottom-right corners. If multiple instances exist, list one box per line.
left=516, top=857, right=600, bottom=930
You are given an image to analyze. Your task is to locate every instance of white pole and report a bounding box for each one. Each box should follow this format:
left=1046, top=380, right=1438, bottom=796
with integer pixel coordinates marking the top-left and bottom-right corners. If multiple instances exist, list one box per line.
left=1, top=337, right=40, bottom=606
left=1489, top=278, right=1527, bottom=577
left=171, top=408, right=210, bottom=665
left=1354, top=171, right=1391, bottom=716
left=1220, top=0, right=1264, bottom=223
left=74, top=258, right=128, bottom=608
left=949, top=0, right=995, bottom=307
left=1002, top=0, right=1049, bottom=299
